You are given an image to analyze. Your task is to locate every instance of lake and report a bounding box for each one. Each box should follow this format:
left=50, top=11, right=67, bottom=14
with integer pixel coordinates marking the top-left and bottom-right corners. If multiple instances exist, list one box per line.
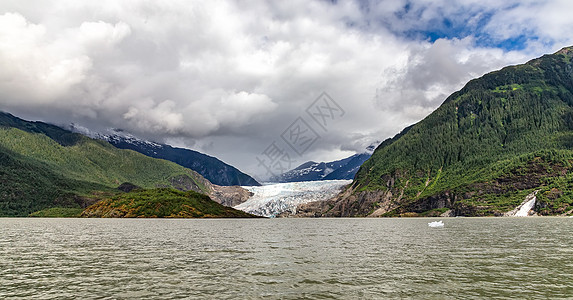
left=1, top=218, right=572, bottom=299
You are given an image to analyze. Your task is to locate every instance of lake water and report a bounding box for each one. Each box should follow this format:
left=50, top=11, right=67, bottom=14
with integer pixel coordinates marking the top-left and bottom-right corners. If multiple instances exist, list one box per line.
left=1, top=217, right=572, bottom=299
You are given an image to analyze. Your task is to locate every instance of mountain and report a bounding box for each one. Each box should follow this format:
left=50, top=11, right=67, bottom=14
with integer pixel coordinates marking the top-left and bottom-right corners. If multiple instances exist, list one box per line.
left=300, top=46, right=573, bottom=217
left=270, top=149, right=373, bottom=182
left=70, top=126, right=260, bottom=187
left=0, top=112, right=253, bottom=217
left=323, top=153, right=372, bottom=180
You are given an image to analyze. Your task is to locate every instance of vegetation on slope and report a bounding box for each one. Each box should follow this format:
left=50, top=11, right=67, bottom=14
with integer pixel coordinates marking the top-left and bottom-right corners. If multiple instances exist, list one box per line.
left=29, top=207, right=85, bottom=218
left=81, top=188, right=256, bottom=218
left=333, top=46, right=573, bottom=217
left=107, top=136, right=261, bottom=186
left=0, top=113, right=212, bottom=217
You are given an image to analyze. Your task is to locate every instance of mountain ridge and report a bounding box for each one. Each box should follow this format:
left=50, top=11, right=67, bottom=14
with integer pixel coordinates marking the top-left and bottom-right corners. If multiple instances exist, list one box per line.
left=68, top=125, right=260, bottom=187
left=298, top=46, right=573, bottom=217
left=270, top=145, right=375, bottom=182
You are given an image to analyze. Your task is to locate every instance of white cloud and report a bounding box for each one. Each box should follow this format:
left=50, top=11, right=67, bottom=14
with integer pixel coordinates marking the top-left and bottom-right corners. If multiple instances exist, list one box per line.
left=483, top=0, right=573, bottom=46
left=183, top=90, right=278, bottom=136
left=0, top=12, right=131, bottom=110
left=374, top=38, right=528, bottom=123
left=0, top=13, right=90, bottom=102
left=123, top=99, right=184, bottom=134
left=77, top=21, right=131, bottom=50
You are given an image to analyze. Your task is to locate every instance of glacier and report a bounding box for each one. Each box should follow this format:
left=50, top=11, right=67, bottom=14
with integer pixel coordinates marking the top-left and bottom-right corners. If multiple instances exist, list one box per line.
left=235, top=180, right=352, bottom=217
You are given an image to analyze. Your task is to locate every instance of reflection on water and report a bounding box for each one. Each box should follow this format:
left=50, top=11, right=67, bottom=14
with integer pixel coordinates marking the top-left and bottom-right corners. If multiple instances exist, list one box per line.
left=1, top=218, right=572, bottom=299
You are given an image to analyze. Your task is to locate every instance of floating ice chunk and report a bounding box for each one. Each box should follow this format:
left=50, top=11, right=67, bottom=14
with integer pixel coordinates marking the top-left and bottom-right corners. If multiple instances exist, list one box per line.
left=428, top=220, right=444, bottom=228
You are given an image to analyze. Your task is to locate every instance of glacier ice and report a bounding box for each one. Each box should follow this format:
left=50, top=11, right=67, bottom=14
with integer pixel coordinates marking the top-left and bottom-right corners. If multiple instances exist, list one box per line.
left=235, top=180, right=352, bottom=217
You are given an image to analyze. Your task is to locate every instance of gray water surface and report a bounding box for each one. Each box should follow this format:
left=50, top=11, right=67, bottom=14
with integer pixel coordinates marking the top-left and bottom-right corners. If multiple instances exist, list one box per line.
left=1, top=218, right=572, bottom=299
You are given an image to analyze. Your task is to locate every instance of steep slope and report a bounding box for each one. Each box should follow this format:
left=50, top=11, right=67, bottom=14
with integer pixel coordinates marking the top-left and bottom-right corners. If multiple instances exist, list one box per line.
left=270, top=153, right=371, bottom=182
left=308, top=46, right=573, bottom=217
left=78, top=128, right=260, bottom=186
left=0, top=112, right=213, bottom=216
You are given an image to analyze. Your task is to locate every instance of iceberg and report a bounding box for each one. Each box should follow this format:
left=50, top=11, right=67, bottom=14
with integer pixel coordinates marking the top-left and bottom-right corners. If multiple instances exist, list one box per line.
left=428, top=220, right=444, bottom=228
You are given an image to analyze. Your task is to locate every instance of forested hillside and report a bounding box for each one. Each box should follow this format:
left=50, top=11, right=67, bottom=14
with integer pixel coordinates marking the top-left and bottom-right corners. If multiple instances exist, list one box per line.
left=97, top=129, right=261, bottom=186
left=0, top=112, right=210, bottom=216
left=81, top=188, right=256, bottom=218
left=306, top=47, right=573, bottom=217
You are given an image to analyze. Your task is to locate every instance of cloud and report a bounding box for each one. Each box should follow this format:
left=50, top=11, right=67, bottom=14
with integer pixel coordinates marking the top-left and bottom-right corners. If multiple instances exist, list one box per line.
left=483, top=0, right=573, bottom=44
left=77, top=20, right=131, bottom=50
left=122, top=99, right=184, bottom=134
left=0, top=11, right=130, bottom=116
left=0, top=0, right=570, bottom=178
left=0, top=13, right=90, bottom=103
left=374, top=38, right=528, bottom=122
left=184, top=91, right=278, bottom=136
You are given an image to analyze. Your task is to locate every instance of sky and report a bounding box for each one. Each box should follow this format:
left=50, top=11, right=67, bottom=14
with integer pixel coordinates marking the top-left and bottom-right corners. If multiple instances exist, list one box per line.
left=1, top=0, right=572, bottom=180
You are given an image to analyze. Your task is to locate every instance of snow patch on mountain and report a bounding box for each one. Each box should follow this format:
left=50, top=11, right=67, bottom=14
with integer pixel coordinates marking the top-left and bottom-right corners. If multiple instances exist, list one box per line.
left=235, top=180, right=351, bottom=217
left=67, top=124, right=163, bottom=149
left=66, top=123, right=261, bottom=186
left=98, top=128, right=163, bottom=149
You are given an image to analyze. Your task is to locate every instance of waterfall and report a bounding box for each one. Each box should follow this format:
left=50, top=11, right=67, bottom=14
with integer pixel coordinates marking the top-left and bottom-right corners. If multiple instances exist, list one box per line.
left=514, top=195, right=536, bottom=217
left=505, top=191, right=537, bottom=217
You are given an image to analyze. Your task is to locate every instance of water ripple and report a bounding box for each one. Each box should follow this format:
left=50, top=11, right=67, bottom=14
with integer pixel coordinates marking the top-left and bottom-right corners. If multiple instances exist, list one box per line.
left=1, top=218, right=572, bottom=299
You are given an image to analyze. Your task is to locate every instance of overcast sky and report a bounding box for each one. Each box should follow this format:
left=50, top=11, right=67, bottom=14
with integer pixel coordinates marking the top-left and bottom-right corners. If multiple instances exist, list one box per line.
left=1, top=0, right=572, bottom=180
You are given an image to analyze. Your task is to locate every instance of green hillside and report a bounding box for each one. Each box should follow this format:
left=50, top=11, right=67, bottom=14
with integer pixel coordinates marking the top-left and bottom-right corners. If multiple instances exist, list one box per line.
left=327, top=47, right=573, bottom=217
left=0, top=112, right=211, bottom=217
left=81, top=188, right=256, bottom=218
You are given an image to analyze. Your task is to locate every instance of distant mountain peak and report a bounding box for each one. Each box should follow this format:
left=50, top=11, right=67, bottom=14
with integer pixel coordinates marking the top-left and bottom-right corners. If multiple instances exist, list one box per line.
left=556, top=46, right=573, bottom=55
left=66, top=125, right=260, bottom=186
left=99, top=129, right=163, bottom=149
left=270, top=148, right=372, bottom=183
left=365, top=141, right=380, bottom=154
left=65, top=124, right=164, bottom=150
